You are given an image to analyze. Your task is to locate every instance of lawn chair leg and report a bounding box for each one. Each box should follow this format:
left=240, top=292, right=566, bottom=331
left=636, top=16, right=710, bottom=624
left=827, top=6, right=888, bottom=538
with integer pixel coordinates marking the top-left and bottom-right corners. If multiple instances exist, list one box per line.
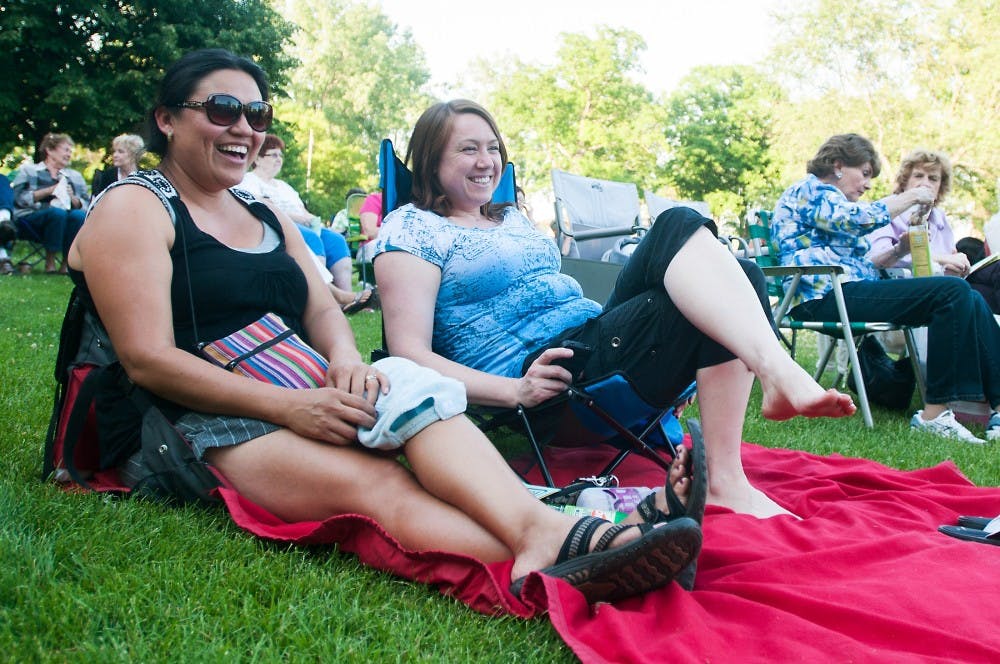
left=830, top=279, right=874, bottom=428
left=903, top=327, right=927, bottom=405
left=813, top=333, right=837, bottom=382
left=516, top=404, right=555, bottom=487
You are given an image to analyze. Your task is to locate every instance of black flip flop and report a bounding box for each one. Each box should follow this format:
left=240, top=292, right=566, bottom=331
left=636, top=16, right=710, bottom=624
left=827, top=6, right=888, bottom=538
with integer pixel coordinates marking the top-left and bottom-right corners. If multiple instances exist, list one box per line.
left=957, top=515, right=995, bottom=530
left=633, top=418, right=708, bottom=590
left=938, top=524, right=1000, bottom=547
left=341, top=289, right=374, bottom=315
left=510, top=515, right=702, bottom=604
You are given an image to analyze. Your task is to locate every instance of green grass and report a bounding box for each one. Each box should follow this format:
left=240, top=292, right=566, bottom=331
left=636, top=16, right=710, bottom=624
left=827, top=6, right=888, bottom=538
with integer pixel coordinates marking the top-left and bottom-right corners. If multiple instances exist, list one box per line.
left=2, top=275, right=997, bottom=662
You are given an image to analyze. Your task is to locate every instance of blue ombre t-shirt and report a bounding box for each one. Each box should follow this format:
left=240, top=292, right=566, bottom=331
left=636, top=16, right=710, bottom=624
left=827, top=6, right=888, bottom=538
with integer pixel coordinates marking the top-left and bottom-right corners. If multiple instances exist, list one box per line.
left=374, top=204, right=601, bottom=377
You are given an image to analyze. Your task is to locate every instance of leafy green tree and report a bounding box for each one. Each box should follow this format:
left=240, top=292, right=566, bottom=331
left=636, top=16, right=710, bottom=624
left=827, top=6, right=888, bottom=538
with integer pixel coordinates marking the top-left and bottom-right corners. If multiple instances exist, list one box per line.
left=482, top=28, right=664, bottom=193
left=275, top=0, right=431, bottom=216
left=765, top=0, right=999, bottom=225
left=0, top=0, right=296, bottom=157
left=661, top=65, right=783, bottom=225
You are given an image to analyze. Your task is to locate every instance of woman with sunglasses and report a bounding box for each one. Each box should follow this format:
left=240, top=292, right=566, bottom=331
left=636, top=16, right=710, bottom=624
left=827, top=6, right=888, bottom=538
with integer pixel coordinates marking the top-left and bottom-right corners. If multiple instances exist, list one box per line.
left=63, top=48, right=702, bottom=605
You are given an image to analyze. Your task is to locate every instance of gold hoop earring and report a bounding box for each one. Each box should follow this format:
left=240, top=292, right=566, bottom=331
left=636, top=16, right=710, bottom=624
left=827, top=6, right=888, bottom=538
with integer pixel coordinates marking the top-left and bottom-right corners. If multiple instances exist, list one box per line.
left=166, top=131, right=173, bottom=142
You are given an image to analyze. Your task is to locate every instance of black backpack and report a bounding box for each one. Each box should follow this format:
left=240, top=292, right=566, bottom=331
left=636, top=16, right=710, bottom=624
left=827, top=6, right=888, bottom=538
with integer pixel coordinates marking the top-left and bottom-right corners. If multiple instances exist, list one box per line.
left=41, top=287, right=223, bottom=504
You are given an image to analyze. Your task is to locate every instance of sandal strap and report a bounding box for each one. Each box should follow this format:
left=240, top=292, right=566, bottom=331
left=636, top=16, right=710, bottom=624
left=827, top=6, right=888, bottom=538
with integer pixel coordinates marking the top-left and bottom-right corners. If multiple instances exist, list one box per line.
left=591, top=523, right=631, bottom=553
left=556, top=516, right=606, bottom=563
left=636, top=486, right=688, bottom=525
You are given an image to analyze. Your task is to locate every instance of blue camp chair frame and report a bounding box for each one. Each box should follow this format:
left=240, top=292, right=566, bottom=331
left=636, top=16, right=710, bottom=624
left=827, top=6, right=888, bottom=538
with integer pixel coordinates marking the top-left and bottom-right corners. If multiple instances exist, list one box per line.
left=375, top=138, right=692, bottom=486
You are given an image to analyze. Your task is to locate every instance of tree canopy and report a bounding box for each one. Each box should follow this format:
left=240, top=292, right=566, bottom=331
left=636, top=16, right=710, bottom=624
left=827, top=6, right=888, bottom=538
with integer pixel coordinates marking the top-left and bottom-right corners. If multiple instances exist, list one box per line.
left=483, top=28, right=664, bottom=193
left=0, top=0, right=296, bottom=158
left=273, top=0, right=431, bottom=216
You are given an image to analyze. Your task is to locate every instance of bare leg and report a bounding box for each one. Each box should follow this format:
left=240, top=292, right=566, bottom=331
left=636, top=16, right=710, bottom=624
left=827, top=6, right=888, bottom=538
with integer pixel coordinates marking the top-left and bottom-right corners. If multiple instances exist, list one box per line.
left=208, top=418, right=642, bottom=582
left=403, top=416, right=642, bottom=580
left=330, top=256, right=353, bottom=292
left=697, top=360, right=796, bottom=518
left=663, top=227, right=856, bottom=421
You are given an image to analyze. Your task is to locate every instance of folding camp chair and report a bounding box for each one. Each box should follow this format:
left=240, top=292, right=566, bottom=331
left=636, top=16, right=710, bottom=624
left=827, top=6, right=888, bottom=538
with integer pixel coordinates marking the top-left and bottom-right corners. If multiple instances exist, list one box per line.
left=644, top=190, right=711, bottom=223
left=748, top=210, right=926, bottom=427
left=374, top=140, right=694, bottom=485
left=13, top=218, right=48, bottom=272
left=551, top=169, right=645, bottom=262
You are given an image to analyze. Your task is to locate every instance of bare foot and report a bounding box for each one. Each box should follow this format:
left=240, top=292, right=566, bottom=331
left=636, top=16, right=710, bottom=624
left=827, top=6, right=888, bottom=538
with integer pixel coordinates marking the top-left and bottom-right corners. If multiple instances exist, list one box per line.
left=760, top=360, right=856, bottom=421
left=708, top=483, right=799, bottom=519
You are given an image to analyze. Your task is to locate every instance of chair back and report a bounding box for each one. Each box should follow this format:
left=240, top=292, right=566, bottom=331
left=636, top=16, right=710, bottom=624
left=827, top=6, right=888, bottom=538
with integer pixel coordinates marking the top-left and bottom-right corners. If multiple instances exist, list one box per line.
left=379, top=138, right=517, bottom=218
left=644, top=190, right=710, bottom=223
left=344, top=192, right=367, bottom=249
left=551, top=169, right=642, bottom=261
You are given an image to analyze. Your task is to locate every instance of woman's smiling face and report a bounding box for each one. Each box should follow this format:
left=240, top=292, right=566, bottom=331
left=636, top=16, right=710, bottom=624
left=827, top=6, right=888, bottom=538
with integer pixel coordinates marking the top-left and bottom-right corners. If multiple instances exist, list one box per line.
left=435, top=112, right=502, bottom=215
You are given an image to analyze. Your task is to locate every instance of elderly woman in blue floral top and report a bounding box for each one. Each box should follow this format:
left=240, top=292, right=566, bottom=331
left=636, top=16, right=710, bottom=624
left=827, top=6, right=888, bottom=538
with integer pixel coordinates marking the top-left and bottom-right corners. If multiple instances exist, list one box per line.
left=772, top=133, right=1000, bottom=443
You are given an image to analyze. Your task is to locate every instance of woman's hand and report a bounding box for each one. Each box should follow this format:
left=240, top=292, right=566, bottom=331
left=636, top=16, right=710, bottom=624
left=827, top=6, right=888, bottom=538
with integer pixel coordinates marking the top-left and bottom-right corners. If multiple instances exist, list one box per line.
left=516, top=347, right=576, bottom=407
left=907, top=187, right=936, bottom=209
left=327, top=360, right=389, bottom=405
left=281, top=386, right=378, bottom=445
left=936, top=251, right=971, bottom=277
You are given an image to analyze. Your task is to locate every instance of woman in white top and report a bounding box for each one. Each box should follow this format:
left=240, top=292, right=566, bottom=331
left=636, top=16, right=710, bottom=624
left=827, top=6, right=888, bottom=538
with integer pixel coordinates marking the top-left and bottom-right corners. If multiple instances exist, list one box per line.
left=241, top=134, right=375, bottom=313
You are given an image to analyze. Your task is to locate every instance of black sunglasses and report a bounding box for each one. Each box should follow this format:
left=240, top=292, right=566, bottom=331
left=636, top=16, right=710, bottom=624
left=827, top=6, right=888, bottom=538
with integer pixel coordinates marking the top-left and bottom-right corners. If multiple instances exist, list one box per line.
left=173, top=93, right=273, bottom=132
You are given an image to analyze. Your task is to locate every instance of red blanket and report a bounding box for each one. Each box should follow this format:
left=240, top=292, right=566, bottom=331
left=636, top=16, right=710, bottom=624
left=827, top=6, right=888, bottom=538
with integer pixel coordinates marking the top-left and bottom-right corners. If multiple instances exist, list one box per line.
left=213, top=441, right=1000, bottom=663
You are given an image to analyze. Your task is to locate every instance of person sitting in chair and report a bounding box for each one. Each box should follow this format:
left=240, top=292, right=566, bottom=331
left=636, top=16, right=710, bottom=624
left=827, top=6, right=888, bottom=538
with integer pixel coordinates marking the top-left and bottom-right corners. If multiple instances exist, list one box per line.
left=374, top=99, right=857, bottom=520
left=10, top=133, right=91, bottom=273
left=771, top=133, right=1000, bottom=443
left=66, top=48, right=701, bottom=605
left=866, top=149, right=969, bottom=277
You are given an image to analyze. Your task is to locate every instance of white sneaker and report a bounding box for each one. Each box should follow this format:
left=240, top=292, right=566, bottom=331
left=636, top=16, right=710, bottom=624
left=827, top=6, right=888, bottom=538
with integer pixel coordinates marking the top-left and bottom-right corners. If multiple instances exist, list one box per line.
left=986, top=412, right=1000, bottom=441
left=910, top=409, right=985, bottom=444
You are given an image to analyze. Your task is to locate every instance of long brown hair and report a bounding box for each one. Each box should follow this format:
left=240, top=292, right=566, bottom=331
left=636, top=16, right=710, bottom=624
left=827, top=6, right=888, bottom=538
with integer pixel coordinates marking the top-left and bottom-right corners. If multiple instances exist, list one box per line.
left=405, top=99, right=510, bottom=221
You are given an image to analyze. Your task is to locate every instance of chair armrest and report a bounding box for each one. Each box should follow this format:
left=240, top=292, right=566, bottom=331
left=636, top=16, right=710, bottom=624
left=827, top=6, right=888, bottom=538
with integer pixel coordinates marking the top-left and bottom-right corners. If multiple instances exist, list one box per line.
left=759, top=264, right=846, bottom=278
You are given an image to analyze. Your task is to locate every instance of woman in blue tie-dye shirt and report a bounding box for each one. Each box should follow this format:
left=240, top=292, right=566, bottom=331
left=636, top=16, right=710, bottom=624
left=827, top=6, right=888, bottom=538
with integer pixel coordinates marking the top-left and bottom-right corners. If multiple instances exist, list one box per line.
left=376, top=99, right=859, bottom=520
left=772, top=133, right=1000, bottom=443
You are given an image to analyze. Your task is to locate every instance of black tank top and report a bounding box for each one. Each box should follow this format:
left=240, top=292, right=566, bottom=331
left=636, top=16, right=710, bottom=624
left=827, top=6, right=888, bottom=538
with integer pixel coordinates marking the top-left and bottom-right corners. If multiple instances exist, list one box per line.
left=68, top=170, right=312, bottom=462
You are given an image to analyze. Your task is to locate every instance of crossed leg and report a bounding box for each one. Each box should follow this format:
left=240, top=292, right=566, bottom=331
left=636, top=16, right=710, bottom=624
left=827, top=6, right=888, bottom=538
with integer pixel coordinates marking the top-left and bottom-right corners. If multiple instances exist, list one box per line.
left=661, top=227, right=855, bottom=517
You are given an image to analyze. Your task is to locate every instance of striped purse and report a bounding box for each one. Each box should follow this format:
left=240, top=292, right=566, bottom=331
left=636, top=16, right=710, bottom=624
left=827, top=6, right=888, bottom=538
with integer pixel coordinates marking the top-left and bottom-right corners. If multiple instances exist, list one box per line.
left=199, top=313, right=328, bottom=389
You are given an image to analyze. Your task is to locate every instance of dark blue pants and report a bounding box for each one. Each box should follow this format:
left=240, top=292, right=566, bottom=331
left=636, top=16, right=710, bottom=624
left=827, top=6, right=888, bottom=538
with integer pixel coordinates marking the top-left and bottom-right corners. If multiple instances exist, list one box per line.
left=792, top=276, right=1000, bottom=407
left=17, top=207, right=85, bottom=255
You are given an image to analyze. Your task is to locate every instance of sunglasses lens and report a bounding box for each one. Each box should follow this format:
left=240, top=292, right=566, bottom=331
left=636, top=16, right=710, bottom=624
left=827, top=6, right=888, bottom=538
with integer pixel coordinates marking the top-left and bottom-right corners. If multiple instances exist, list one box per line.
left=205, top=94, right=242, bottom=127
left=245, top=102, right=273, bottom=132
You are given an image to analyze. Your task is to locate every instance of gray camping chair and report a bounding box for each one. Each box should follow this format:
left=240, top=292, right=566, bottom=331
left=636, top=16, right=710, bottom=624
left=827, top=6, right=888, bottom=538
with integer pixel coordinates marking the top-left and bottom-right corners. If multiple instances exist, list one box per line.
left=552, top=169, right=645, bottom=262
left=644, top=190, right=711, bottom=224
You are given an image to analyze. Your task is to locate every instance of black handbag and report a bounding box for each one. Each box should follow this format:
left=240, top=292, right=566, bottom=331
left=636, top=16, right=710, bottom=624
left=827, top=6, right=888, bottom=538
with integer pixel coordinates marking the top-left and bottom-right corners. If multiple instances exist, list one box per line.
left=125, top=378, right=222, bottom=504
left=847, top=335, right=916, bottom=411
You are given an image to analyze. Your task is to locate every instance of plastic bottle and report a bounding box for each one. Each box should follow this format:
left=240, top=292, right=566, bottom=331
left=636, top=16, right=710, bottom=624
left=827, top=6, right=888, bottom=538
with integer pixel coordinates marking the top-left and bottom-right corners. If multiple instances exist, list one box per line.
left=909, top=203, right=934, bottom=277
left=576, top=486, right=655, bottom=515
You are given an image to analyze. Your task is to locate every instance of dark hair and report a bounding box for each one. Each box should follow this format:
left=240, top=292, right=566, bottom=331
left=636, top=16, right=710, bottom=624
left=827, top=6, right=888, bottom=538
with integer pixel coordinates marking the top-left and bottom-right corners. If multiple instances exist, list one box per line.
left=807, top=133, right=882, bottom=179
left=346, top=186, right=366, bottom=199
left=146, top=48, right=270, bottom=156
left=893, top=149, right=952, bottom=205
left=405, top=99, right=509, bottom=221
left=956, top=236, right=985, bottom=265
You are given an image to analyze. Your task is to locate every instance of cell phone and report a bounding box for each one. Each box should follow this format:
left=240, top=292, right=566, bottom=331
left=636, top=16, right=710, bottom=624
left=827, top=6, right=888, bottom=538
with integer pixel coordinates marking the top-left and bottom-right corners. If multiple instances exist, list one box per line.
left=551, top=340, right=592, bottom=382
